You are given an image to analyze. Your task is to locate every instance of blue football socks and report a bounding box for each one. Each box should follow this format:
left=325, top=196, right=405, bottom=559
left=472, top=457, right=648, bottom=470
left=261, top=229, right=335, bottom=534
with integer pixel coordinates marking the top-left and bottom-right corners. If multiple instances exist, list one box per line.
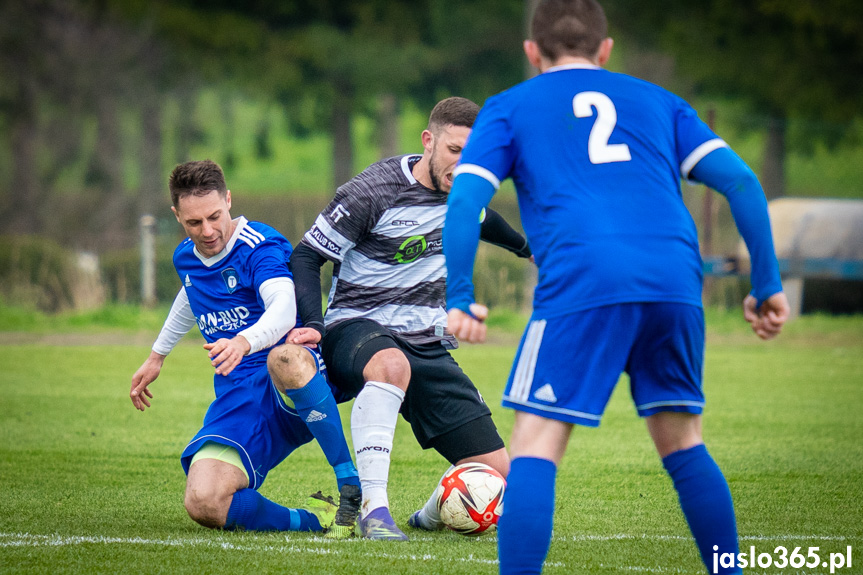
left=285, top=372, right=360, bottom=490
left=662, top=444, right=741, bottom=574
left=498, top=457, right=557, bottom=575
left=225, top=488, right=317, bottom=531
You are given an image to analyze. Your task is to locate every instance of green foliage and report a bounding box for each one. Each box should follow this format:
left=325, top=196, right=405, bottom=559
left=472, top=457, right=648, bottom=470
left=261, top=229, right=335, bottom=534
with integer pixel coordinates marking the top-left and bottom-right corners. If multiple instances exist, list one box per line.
left=421, top=0, right=525, bottom=107
left=60, top=303, right=177, bottom=332
left=607, top=0, right=863, bottom=133
left=0, top=235, right=79, bottom=312
left=0, top=301, right=175, bottom=333
left=100, top=239, right=180, bottom=304
left=474, top=244, right=533, bottom=312
left=0, top=317, right=861, bottom=573
left=785, top=119, right=863, bottom=197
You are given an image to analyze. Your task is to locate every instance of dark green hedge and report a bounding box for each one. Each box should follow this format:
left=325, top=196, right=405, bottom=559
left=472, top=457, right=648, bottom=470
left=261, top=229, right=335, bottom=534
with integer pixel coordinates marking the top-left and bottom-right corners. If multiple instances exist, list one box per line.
left=0, top=235, right=80, bottom=312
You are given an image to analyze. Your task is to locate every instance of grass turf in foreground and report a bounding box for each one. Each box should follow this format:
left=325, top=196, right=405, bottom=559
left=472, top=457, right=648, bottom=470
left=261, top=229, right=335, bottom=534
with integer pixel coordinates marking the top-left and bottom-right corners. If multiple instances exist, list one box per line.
left=0, top=314, right=861, bottom=574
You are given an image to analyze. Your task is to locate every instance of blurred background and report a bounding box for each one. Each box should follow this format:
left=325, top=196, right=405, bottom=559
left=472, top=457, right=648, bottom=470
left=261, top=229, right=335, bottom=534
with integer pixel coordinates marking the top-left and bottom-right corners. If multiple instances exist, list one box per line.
left=1, top=0, right=862, bottom=317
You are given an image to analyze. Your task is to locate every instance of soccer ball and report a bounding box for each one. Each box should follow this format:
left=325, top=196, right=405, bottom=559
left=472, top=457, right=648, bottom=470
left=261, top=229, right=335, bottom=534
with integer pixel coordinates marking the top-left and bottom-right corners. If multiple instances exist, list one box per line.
left=436, top=462, right=505, bottom=536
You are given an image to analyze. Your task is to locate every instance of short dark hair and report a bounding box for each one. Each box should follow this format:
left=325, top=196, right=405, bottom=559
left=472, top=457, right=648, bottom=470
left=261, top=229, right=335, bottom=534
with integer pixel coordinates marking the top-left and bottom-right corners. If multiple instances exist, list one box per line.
left=531, top=0, right=607, bottom=62
left=168, top=160, right=228, bottom=208
left=427, top=97, right=480, bottom=135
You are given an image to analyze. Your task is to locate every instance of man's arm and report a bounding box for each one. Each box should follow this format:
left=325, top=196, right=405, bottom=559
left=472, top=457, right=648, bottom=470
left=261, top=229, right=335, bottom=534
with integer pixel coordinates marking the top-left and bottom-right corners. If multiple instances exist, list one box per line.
left=131, top=287, right=196, bottom=410
left=152, top=287, right=197, bottom=355
left=237, top=278, right=297, bottom=354
left=479, top=208, right=532, bottom=259
left=689, top=146, right=789, bottom=339
left=443, top=171, right=498, bottom=342
left=287, top=242, right=329, bottom=343
left=206, top=277, right=297, bottom=375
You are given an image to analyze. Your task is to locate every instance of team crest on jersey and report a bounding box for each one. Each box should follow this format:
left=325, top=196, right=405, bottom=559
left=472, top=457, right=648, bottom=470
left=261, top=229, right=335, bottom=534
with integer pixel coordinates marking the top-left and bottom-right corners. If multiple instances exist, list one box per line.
left=221, top=268, right=240, bottom=293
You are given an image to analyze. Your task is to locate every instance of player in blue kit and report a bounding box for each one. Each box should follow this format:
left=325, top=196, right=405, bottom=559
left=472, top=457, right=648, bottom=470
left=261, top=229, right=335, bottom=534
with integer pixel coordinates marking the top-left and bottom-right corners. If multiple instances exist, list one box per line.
left=443, top=1, right=790, bottom=573
left=129, top=160, right=360, bottom=533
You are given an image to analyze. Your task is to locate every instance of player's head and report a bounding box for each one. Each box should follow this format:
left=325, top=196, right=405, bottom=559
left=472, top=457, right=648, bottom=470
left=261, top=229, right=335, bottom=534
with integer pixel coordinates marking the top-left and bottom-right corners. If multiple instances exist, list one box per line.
left=169, top=160, right=235, bottom=258
left=528, top=0, right=610, bottom=64
left=168, top=159, right=228, bottom=208
left=427, top=97, right=479, bottom=137
left=422, top=97, right=480, bottom=193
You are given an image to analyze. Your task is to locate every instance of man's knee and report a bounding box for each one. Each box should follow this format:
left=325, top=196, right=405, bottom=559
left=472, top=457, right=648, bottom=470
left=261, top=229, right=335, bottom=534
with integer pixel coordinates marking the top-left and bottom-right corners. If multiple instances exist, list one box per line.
left=646, top=411, right=703, bottom=458
left=363, top=348, right=411, bottom=390
left=184, top=478, right=234, bottom=529
left=267, top=343, right=317, bottom=392
left=185, top=457, right=248, bottom=529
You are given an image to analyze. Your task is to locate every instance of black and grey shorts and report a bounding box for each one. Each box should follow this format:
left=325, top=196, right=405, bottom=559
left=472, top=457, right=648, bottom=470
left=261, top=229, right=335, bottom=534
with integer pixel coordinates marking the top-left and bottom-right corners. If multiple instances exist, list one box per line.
left=320, top=318, right=505, bottom=464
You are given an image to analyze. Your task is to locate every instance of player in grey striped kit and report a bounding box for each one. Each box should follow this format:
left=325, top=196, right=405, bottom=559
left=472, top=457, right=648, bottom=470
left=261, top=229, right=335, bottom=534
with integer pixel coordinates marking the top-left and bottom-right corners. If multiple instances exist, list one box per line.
left=288, top=97, right=532, bottom=539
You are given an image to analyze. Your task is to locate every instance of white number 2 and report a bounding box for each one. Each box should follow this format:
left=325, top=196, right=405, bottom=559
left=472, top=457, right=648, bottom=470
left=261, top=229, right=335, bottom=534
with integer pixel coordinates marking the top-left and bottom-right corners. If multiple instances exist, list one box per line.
left=572, top=91, right=631, bottom=164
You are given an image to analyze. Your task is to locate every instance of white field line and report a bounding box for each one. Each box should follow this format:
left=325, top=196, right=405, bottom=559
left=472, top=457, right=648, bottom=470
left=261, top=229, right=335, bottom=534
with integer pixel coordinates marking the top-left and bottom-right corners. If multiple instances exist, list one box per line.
left=0, top=532, right=518, bottom=569
left=567, top=534, right=853, bottom=542
left=0, top=532, right=855, bottom=573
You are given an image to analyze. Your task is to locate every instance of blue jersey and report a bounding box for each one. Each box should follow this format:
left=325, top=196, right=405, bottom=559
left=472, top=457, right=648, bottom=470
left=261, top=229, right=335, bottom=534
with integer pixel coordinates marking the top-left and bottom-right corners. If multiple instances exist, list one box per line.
left=173, top=217, right=295, bottom=391
left=458, top=64, right=726, bottom=316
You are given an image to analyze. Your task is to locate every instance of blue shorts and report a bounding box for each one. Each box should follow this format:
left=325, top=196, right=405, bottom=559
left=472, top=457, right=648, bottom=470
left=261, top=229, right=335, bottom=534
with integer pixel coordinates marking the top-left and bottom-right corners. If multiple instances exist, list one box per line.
left=180, top=346, right=348, bottom=489
left=502, top=302, right=705, bottom=427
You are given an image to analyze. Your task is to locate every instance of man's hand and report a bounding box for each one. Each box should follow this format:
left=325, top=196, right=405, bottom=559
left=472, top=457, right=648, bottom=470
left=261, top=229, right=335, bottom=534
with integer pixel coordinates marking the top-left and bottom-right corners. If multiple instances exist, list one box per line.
left=130, top=351, right=166, bottom=411
left=204, top=335, right=251, bottom=376
left=286, top=327, right=322, bottom=347
left=446, top=303, right=489, bottom=344
left=743, top=292, right=790, bottom=340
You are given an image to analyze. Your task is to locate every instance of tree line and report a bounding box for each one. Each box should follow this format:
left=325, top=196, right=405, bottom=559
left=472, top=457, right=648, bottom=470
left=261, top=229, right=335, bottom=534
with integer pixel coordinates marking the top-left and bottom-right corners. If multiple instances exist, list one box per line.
left=1, top=0, right=861, bottom=251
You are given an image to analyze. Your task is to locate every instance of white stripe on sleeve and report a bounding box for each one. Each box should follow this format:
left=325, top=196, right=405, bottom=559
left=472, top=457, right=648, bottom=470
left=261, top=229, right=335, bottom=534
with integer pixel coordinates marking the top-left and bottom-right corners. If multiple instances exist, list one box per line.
left=680, top=138, right=728, bottom=180
left=454, top=164, right=501, bottom=189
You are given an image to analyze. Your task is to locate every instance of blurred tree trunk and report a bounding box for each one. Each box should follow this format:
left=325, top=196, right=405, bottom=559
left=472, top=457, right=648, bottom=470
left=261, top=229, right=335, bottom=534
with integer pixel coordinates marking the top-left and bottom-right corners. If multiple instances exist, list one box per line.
left=377, top=92, right=399, bottom=159
left=332, top=82, right=354, bottom=188
left=6, top=86, right=41, bottom=234
left=87, top=94, right=130, bottom=245
left=221, top=95, right=236, bottom=171
left=761, top=116, right=786, bottom=200
left=524, top=0, right=540, bottom=79
left=89, top=97, right=124, bottom=193
left=140, top=96, right=163, bottom=217
left=1, top=0, right=44, bottom=234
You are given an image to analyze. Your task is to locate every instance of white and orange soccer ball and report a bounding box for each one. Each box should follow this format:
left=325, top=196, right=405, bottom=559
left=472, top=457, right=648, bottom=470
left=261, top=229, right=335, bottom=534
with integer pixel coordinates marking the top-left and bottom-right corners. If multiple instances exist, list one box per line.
left=435, top=462, right=506, bottom=536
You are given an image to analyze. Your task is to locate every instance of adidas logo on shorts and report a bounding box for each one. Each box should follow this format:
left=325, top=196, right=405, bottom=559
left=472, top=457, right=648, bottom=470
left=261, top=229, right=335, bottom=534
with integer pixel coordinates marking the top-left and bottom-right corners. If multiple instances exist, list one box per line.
left=305, top=410, right=327, bottom=423
left=533, top=383, right=558, bottom=403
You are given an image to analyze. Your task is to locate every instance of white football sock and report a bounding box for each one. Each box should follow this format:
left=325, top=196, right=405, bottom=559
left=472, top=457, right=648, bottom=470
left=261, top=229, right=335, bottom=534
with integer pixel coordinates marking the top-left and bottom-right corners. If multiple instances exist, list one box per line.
left=351, top=380, right=405, bottom=519
left=416, top=465, right=453, bottom=529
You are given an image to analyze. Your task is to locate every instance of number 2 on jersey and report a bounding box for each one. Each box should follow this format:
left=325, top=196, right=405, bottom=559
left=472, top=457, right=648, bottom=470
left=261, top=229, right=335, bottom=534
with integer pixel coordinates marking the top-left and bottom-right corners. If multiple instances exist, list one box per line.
left=572, top=91, right=631, bottom=164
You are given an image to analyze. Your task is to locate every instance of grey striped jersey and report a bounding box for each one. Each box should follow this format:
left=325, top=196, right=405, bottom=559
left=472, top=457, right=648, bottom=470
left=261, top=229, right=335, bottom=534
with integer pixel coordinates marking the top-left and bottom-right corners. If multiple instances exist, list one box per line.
left=301, top=154, right=457, bottom=347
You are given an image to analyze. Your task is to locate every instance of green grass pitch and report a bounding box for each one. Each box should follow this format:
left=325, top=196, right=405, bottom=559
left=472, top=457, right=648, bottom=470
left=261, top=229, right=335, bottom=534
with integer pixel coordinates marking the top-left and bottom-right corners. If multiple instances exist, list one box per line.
left=1, top=314, right=861, bottom=574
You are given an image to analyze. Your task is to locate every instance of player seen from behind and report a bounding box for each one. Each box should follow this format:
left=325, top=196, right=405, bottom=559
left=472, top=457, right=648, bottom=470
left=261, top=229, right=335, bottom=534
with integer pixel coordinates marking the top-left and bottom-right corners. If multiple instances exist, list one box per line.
left=443, top=1, right=790, bottom=573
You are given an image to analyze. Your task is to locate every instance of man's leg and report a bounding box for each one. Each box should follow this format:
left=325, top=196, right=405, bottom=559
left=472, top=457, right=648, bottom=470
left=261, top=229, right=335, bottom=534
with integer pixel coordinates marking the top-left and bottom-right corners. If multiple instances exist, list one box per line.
left=268, top=344, right=359, bottom=489
left=185, top=447, right=335, bottom=532
left=497, top=411, right=572, bottom=575
left=268, top=344, right=360, bottom=534
left=647, top=412, right=741, bottom=575
left=398, top=344, right=510, bottom=532
left=352, top=348, right=410, bottom=540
